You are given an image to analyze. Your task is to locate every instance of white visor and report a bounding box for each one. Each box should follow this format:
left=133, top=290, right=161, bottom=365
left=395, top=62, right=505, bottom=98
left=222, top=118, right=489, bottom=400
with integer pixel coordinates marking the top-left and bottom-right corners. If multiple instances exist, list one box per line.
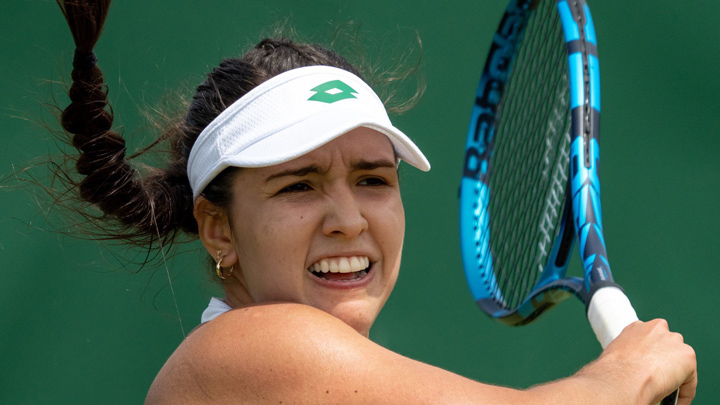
left=187, top=65, right=430, bottom=198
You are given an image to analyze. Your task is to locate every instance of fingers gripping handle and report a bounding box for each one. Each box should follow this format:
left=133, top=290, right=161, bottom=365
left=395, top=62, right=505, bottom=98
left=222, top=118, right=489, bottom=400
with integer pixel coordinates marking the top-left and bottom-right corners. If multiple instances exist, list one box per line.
left=587, top=287, right=638, bottom=348
left=587, top=287, right=679, bottom=405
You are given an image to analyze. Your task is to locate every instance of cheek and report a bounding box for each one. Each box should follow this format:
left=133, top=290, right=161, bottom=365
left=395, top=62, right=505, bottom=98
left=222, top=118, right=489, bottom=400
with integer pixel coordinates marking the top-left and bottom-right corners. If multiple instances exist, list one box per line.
left=233, top=208, right=316, bottom=294
left=373, top=200, right=404, bottom=307
left=387, top=198, right=406, bottom=244
left=374, top=198, right=405, bottom=268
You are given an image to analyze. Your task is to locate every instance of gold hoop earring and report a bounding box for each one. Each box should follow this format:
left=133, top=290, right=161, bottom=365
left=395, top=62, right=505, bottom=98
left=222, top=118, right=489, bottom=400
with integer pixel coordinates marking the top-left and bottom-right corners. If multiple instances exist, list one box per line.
left=215, top=250, right=234, bottom=280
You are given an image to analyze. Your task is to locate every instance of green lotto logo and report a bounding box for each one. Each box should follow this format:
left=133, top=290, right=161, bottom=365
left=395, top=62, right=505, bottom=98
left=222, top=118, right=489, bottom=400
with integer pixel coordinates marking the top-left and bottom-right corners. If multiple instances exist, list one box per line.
left=308, top=80, right=358, bottom=103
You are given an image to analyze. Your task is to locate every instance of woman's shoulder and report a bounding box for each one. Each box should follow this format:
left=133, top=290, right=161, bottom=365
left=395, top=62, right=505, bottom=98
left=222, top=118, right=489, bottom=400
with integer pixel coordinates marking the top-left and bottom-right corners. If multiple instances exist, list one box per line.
left=145, top=302, right=520, bottom=404
left=145, top=302, right=372, bottom=403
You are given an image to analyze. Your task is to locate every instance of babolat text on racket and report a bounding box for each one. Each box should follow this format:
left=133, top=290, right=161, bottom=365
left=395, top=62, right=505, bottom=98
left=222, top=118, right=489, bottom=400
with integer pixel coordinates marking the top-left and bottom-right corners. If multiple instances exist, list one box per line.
left=459, top=0, right=678, bottom=403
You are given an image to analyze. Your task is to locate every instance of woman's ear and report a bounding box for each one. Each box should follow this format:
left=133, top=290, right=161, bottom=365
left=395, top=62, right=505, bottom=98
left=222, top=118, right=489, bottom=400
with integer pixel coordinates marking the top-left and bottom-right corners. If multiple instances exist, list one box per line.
left=194, top=196, right=238, bottom=267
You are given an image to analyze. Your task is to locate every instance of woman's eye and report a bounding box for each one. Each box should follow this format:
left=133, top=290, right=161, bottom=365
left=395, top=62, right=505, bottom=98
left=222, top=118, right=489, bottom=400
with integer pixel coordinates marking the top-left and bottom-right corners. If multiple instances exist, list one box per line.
left=278, top=182, right=312, bottom=194
left=358, top=177, right=388, bottom=187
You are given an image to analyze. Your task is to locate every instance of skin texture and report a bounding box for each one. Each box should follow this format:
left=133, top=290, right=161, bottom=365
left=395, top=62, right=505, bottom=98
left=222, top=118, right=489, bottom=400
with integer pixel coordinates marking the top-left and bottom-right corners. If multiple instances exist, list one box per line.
left=146, top=128, right=697, bottom=404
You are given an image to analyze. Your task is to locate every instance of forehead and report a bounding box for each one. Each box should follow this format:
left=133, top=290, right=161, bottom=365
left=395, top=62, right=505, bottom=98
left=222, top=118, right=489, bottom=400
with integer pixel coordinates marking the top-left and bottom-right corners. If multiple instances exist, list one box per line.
left=258, top=127, right=396, bottom=176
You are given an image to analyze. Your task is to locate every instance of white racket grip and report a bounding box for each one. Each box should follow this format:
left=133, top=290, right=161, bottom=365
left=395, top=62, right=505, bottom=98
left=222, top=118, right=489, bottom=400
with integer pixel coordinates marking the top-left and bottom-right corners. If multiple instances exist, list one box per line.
left=587, top=287, right=639, bottom=349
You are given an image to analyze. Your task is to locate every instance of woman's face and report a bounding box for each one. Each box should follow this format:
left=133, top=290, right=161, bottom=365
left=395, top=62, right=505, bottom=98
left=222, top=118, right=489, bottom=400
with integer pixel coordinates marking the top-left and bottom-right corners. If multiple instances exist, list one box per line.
left=225, top=127, right=405, bottom=336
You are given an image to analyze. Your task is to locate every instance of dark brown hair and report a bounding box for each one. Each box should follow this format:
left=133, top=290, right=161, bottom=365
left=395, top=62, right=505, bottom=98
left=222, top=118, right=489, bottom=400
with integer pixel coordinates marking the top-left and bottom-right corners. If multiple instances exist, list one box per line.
left=55, top=0, right=382, bottom=253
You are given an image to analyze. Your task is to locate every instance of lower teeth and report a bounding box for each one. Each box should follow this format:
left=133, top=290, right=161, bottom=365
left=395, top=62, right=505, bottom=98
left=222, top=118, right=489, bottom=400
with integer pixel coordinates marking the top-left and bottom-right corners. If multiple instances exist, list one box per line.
left=354, top=270, right=368, bottom=279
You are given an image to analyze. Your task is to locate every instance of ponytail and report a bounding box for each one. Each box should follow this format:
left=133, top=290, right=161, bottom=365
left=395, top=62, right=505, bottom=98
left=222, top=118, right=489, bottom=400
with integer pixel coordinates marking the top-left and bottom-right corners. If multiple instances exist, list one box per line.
left=55, top=0, right=194, bottom=246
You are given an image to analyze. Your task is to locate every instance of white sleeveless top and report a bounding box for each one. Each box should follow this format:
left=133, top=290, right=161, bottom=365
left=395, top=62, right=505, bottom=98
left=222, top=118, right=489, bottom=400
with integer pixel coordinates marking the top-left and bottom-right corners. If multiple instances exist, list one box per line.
left=200, top=297, right=232, bottom=323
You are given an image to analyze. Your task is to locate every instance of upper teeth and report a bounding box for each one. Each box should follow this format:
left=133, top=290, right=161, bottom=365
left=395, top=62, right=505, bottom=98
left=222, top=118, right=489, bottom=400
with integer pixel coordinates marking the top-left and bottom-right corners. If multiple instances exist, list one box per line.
left=310, top=256, right=370, bottom=274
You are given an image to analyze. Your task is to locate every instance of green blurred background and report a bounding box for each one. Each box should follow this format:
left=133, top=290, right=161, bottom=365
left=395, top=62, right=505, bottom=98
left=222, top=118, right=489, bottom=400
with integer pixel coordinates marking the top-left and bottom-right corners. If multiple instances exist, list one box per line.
left=2, top=0, right=718, bottom=403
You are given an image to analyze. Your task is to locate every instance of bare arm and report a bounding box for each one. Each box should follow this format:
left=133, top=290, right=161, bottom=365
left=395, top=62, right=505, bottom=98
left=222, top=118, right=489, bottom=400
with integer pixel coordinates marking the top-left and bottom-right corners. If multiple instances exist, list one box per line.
left=146, top=304, right=696, bottom=404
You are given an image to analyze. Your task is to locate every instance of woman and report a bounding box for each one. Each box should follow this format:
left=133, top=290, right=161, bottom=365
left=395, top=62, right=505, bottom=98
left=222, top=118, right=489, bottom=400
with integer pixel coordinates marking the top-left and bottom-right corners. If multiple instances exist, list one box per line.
left=54, top=1, right=696, bottom=403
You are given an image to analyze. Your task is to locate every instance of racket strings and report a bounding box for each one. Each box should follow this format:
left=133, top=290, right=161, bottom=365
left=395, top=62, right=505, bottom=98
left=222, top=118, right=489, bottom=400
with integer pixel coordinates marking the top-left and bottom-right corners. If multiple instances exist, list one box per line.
left=486, top=0, right=572, bottom=309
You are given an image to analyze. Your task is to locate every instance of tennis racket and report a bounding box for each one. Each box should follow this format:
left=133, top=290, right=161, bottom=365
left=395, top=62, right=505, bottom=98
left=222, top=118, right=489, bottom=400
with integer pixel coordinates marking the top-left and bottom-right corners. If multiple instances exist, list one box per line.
left=459, top=0, right=678, bottom=403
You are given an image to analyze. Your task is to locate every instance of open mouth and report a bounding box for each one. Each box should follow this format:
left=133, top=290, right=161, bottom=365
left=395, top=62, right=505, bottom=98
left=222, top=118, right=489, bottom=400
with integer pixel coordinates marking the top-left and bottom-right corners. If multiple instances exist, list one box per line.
left=308, top=256, right=372, bottom=282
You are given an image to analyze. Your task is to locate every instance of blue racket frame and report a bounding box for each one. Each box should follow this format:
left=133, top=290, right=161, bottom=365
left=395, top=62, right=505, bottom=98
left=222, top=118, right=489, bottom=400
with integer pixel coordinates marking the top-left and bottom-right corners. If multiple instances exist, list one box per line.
left=460, top=0, right=613, bottom=326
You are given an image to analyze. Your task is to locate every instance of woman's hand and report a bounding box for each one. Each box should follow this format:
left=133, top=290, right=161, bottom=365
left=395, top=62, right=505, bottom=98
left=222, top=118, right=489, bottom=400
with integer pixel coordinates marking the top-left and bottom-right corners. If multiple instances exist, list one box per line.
left=577, top=319, right=697, bottom=404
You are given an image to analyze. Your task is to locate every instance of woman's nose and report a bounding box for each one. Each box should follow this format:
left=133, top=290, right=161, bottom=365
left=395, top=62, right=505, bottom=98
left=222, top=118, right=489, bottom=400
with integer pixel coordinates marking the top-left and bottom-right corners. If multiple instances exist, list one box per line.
left=321, top=185, right=368, bottom=238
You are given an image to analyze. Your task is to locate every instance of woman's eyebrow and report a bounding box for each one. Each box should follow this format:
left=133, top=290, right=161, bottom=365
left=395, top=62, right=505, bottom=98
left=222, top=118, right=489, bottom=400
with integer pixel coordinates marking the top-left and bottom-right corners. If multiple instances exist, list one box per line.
left=264, top=164, right=327, bottom=183
left=351, top=159, right=396, bottom=171
left=264, top=159, right=396, bottom=183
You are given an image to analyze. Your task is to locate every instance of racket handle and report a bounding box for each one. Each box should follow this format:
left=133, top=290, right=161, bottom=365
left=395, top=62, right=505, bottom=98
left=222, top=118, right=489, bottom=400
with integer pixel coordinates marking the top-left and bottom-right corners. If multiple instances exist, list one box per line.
left=587, top=286, right=638, bottom=348
left=587, top=287, right=679, bottom=405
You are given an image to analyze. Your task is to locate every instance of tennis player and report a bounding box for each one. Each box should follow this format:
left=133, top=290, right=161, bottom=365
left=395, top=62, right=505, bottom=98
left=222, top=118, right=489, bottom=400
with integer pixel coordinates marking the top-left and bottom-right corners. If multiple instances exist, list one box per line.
left=54, top=2, right=696, bottom=403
